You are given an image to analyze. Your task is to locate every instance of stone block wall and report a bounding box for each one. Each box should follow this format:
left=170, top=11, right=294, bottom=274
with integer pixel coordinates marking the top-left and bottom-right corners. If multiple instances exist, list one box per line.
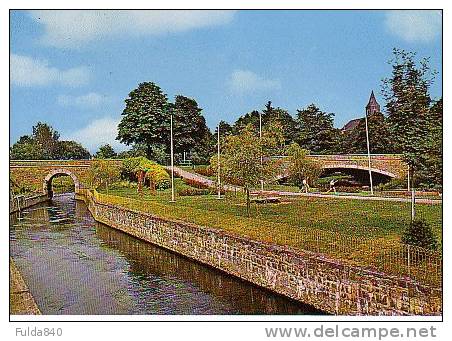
left=79, top=191, right=441, bottom=316
left=10, top=194, right=49, bottom=214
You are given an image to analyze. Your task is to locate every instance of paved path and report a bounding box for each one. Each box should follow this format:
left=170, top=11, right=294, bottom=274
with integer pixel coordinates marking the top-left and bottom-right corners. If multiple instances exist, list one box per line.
left=167, top=166, right=442, bottom=205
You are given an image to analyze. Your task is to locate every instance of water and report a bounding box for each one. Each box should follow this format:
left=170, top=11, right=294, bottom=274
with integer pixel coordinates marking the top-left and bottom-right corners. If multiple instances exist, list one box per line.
left=10, top=193, right=323, bottom=315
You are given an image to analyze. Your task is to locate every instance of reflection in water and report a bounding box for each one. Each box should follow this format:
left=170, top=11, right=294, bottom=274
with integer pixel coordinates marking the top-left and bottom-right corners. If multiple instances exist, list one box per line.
left=10, top=193, right=323, bottom=315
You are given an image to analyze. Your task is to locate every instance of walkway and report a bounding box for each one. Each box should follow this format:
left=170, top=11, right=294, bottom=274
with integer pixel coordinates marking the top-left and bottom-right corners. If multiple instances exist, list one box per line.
left=168, top=166, right=442, bottom=205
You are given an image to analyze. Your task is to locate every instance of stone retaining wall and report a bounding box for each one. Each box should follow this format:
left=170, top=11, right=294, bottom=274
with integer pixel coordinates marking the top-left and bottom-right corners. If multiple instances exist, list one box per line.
left=10, top=194, right=49, bottom=214
left=78, top=191, right=441, bottom=316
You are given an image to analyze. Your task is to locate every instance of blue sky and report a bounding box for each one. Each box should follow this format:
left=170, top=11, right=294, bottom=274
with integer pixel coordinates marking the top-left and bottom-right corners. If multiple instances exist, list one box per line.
left=10, top=10, right=442, bottom=153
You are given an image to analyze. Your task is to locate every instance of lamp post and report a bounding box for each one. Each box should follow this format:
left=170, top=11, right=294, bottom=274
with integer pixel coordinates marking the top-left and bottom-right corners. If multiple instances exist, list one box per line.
left=364, top=110, right=374, bottom=195
left=170, top=112, right=175, bottom=202
left=259, top=111, right=264, bottom=193
left=217, top=123, right=222, bottom=199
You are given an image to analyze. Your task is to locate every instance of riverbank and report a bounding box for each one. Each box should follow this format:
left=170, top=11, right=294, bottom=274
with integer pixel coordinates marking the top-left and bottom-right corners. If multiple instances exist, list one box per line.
left=78, top=189, right=442, bottom=315
left=10, top=258, right=41, bottom=315
left=10, top=194, right=49, bottom=214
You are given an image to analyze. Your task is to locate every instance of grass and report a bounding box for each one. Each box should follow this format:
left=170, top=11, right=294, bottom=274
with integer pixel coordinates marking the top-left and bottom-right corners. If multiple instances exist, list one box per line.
left=102, top=180, right=442, bottom=245
left=93, top=184, right=442, bottom=285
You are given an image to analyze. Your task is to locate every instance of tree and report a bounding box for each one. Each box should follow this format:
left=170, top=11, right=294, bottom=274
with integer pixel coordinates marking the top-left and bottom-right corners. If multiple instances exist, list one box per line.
left=401, top=218, right=437, bottom=250
left=121, top=157, right=169, bottom=193
left=341, top=112, right=393, bottom=154
left=233, top=110, right=261, bottom=133
left=55, top=141, right=91, bottom=160
left=87, top=160, right=120, bottom=193
left=382, top=48, right=440, bottom=187
left=10, top=136, right=41, bottom=160
left=295, top=104, right=340, bottom=154
left=10, top=122, right=90, bottom=160
left=285, top=143, right=323, bottom=189
left=210, top=124, right=283, bottom=217
left=32, top=122, right=60, bottom=159
left=263, top=101, right=297, bottom=147
left=172, top=95, right=213, bottom=164
left=117, top=82, right=170, bottom=159
left=94, top=144, right=117, bottom=159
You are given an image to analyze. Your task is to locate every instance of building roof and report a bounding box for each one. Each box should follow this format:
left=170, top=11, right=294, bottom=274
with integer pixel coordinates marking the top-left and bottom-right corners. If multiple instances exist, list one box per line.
left=342, top=118, right=362, bottom=132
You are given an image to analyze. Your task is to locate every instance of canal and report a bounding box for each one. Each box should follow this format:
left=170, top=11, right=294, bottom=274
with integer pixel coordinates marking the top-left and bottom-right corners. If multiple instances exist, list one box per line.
left=10, top=193, right=323, bottom=315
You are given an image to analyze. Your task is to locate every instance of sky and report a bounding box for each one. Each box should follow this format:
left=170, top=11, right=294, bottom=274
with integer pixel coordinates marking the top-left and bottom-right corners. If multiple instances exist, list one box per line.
left=10, top=10, right=442, bottom=153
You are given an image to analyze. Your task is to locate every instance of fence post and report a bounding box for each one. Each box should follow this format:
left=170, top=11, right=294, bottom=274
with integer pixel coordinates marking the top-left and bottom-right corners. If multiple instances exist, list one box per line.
left=407, top=244, right=411, bottom=277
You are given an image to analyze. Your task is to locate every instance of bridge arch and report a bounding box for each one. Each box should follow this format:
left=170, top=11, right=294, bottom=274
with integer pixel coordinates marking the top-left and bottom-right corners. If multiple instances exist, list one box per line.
left=321, top=164, right=397, bottom=179
left=43, top=169, right=80, bottom=197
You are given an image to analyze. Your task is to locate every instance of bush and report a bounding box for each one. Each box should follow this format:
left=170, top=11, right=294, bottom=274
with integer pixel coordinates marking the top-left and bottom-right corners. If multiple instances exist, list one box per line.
left=194, top=165, right=213, bottom=177
left=121, top=157, right=170, bottom=190
left=179, top=188, right=211, bottom=196
left=183, top=178, right=210, bottom=189
left=376, top=178, right=406, bottom=191
left=401, top=218, right=438, bottom=250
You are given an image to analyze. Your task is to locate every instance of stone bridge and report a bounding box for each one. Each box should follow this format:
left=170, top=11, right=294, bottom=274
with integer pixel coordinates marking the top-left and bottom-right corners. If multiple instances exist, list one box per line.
left=307, top=154, right=408, bottom=179
left=10, top=154, right=408, bottom=197
left=276, top=154, right=408, bottom=182
left=9, top=159, right=122, bottom=197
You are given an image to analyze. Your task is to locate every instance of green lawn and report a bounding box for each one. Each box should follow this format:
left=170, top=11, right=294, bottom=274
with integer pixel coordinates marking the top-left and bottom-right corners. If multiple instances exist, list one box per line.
left=97, top=182, right=442, bottom=285
left=103, top=179, right=442, bottom=244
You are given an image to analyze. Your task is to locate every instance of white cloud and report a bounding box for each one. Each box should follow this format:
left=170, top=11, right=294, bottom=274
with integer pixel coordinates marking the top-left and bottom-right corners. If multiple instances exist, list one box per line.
left=57, top=92, right=109, bottom=108
left=385, top=10, right=442, bottom=43
left=30, top=10, right=235, bottom=48
left=228, top=69, right=281, bottom=94
left=11, top=54, right=89, bottom=87
left=64, top=116, right=127, bottom=153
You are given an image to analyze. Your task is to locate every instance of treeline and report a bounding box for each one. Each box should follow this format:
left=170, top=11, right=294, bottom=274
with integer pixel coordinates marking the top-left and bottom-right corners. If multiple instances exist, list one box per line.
left=10, top=122, right=90, bottom=160
left=10, top=49, right=442, bottom=187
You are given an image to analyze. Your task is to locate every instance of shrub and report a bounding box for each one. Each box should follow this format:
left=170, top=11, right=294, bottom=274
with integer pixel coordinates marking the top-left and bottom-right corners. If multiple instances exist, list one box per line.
left=401, top=218, right=437, bottom=250
left=121, top=157, right=170, bottom=190
left=376, top=178, right=406, bottom=191
left=194, top=165, right=213, bottom=177
left=179, top=188, right=211, bottom=196
left=183, top=178, right=210, bottom=189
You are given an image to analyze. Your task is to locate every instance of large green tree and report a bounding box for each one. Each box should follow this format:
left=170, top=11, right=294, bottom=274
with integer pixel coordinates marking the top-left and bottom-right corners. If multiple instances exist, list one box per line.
left=94, top=144, right=117, bottom=159
left=10, top=122, right=90, bottom=160
left=381, top=48, right=441, bottom=187
left=32, top=122, right=60, bottom=159
left=340, top=112, right=393, bottom=154
left=55, top=141, right=91, bottom=160
left=262, top=101, right=297, bottom=147
left=172, top=95, right=213, bottom=164
left=117, top=82, right=170, bottom=159
left=295, top=104, right=340, bottom=154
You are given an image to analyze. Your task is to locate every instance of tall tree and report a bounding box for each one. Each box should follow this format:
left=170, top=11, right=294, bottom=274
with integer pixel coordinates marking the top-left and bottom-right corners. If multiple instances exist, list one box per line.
left=233, top=110, right=261, bottom=133
left=172, top=95, right=213, bottom=164
left=32, top=122, right=60, bottom=159
left=295, top=104, right=340, bottom=154
left=341, top=112, right=393, bottom=154
left=55, top=141, right=91, bottom=160
left=263, top=101, right=297, bottom=146
left=10, top=122, right=90, bottom=160
left=10, top=136, right=41, bottom=160
left=381, top=48, right=439, bottom=186
left=117, top=82, right=170, bottom=159
left=94, top=144, right=117, bottom=159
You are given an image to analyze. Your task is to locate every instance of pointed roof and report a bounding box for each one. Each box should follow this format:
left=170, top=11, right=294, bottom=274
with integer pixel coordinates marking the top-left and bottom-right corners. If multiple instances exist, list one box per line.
left=366, top=90, right=379, bottom=109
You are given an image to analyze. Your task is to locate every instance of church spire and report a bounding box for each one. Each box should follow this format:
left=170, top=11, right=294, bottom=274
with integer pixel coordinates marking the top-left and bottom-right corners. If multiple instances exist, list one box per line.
left=366, top=90, right=380, bottom=115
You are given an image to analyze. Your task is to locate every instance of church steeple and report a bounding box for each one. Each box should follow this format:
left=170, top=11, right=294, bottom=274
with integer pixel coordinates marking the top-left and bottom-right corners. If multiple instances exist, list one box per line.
left=366, top=90, right=380, bottom=116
